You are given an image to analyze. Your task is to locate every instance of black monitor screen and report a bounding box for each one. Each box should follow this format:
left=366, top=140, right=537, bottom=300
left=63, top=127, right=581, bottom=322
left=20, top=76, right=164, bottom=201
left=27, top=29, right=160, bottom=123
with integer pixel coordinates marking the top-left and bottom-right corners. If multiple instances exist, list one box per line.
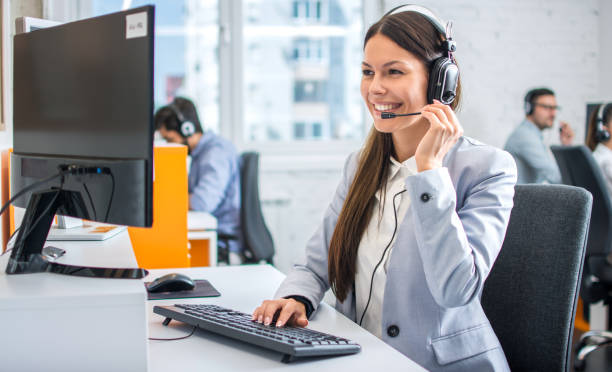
left=13, top=7, right=153, bottom=160
left=11, top=6, right=154, bottom=228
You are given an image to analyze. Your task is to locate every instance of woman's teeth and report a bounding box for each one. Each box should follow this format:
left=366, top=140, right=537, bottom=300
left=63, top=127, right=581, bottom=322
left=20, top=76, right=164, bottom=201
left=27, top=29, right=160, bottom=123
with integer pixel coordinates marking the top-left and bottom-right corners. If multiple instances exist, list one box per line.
left=374, top=104, right=400, bottom=111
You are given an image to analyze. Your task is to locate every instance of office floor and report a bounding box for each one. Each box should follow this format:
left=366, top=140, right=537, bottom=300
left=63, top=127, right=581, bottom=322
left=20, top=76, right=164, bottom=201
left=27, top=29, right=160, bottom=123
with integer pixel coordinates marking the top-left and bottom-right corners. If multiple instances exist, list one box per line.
left=571, top=328, right=612, bottom=371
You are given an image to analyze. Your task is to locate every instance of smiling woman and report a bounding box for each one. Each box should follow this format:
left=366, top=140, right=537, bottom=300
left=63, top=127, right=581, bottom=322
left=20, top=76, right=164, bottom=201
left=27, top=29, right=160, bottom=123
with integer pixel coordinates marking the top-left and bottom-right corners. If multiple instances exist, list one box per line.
left=253, top=4, right=517, bottom=372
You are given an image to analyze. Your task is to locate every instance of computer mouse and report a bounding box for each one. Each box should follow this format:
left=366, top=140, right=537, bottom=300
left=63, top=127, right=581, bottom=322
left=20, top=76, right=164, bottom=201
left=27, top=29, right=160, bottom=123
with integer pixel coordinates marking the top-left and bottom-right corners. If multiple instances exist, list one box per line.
left=146, top=273, right=196, bottom=293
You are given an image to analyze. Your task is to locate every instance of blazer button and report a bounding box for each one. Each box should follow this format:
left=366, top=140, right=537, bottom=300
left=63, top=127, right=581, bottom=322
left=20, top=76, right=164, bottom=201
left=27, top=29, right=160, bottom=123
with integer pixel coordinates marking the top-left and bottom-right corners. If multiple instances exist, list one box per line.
left=387, top=325, right=400, bottom=337
left=420, top=193, right=431, bottom=202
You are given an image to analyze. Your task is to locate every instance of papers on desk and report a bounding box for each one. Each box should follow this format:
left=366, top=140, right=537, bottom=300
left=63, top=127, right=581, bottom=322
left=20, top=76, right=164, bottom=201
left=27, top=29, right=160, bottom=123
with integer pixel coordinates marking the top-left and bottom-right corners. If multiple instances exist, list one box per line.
left=46, top=223, right=127, bottom=241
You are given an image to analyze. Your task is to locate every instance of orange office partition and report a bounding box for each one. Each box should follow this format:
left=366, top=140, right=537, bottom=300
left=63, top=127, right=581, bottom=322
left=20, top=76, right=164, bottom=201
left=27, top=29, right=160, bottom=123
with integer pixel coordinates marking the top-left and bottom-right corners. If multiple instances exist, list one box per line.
left=128, top=144, right=190, bottom=268
left=1, top=149, right=9, bottom=252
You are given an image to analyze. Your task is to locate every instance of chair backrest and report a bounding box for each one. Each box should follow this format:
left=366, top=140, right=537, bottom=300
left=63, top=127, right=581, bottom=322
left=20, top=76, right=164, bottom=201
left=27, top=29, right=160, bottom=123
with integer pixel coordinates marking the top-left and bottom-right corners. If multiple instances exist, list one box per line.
left=482, top=184, right=591, bottom=372
left=551, top=145, right=612, bottom=258
left=239, top=152, right=275, bottom=264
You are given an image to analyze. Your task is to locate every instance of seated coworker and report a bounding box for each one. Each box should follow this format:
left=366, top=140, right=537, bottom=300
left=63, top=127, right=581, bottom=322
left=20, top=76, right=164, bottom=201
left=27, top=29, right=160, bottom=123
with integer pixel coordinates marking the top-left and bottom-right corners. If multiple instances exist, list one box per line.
left=586, top=102, right=612, bottom=194
left=253, top=5, right=516, bottom=372
left=504, top=88, right=574, bottom=184
left=155, top=97, right=243, bottom=264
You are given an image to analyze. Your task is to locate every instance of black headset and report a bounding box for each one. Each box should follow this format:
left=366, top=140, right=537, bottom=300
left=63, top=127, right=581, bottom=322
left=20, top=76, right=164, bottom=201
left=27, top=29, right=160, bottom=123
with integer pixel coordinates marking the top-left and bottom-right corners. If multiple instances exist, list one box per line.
left=524, top=91, right=536, bottom=116
left=167, top=100, right=196, bottom=138
left=383, top=4, right=459, bottom=105
left=595, top=103, right=612, bottom=143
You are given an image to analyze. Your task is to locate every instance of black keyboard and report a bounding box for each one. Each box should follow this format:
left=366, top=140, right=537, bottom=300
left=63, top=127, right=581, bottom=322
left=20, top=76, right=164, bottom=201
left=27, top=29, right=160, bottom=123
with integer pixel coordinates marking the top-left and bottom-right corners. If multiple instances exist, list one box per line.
left=153, top=304, right=361, bottom=363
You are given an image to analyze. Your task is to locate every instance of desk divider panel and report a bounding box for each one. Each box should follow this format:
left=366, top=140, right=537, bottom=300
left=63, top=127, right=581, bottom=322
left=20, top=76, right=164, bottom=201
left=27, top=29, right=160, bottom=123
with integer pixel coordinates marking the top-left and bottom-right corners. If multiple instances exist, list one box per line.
left=129, top=144, right=190, bottom=268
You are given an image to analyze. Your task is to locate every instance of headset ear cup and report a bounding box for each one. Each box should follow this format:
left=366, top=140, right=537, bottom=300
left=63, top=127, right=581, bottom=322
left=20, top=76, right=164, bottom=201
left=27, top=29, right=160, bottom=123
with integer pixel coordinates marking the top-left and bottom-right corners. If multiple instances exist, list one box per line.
left=595, top=104, right=611, bottom=143
left=524, top=102, right=532, bottom=116
left=427, top=57, right=458, bottom=105
left=180, top=121, right=196, bottom=137
left=596, top=122, right=611, bottom=142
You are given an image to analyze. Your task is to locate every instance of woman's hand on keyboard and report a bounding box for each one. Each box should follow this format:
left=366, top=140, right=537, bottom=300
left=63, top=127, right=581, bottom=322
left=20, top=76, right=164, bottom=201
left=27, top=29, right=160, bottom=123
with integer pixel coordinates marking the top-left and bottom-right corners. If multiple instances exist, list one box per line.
left=252, top=298, right=308, bottom=328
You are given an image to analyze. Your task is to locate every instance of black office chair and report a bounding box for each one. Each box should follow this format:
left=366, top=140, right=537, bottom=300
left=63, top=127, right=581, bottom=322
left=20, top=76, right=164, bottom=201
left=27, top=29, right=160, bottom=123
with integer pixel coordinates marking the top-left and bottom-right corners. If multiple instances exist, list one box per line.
left=551, top=145, right=612, bottom=369
left=482, top=184, right=591, bottom=371
left=218, top=152, right=275, bottom=265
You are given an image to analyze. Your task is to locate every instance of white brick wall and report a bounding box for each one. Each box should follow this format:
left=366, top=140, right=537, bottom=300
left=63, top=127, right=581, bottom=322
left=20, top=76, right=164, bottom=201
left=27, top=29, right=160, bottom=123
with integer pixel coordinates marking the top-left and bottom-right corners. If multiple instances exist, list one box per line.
left=386, top=0, right=600, bottom=147
left=263, top=0, right=611, bottom=274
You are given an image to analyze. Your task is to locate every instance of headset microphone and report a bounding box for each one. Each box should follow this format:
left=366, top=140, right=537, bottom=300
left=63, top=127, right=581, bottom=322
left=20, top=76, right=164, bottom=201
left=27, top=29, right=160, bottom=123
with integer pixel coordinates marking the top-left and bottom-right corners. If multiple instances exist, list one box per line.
left=381, top=112, right=421, bottom=119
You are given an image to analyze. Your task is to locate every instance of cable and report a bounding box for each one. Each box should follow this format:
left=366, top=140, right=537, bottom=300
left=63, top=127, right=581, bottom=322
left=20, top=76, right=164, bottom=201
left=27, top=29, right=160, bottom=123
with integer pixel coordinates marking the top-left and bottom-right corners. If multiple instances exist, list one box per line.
left=82, top=183, right=98, bottom=221
left=1, top=227, right=21, bottom=256
left=359, top=189, right=406, bottom=327
left=23, top=191, right=61, bottom=238
left=149, top=325, right=197, bottom=341
left=0, top=173, right=63, bottom=218
left=104, top=172, right=115, bottom=223
left=20, top=180, right=64, bottom=242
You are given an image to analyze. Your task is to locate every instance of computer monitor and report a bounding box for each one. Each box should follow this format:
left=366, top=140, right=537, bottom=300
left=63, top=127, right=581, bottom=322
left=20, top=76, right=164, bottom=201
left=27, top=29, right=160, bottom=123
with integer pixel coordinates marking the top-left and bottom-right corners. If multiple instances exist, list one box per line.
left=586, top=103, right=601, bottom=141
left=6, top=6, right=155, bottom=278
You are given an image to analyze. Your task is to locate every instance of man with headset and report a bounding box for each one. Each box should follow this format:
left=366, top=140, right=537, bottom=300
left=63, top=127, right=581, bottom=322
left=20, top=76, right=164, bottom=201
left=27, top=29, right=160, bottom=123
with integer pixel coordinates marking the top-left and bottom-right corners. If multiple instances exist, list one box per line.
left=155, top=97, right=243, bottom=264
left=504, top=87, right=574, bottom=184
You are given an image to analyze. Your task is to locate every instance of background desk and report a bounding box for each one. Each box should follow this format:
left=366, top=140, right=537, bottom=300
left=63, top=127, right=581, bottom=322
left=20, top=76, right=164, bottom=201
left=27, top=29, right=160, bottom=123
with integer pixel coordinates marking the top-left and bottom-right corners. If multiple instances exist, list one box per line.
left=187, top=211, right=217, bottom=267
left=147, top=265, right=427, bottom=371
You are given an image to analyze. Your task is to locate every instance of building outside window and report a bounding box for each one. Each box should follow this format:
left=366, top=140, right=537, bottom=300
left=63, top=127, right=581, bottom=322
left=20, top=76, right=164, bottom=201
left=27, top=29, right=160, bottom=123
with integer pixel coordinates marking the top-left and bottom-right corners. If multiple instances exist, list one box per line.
left=65, top=0, right=364, bottom=151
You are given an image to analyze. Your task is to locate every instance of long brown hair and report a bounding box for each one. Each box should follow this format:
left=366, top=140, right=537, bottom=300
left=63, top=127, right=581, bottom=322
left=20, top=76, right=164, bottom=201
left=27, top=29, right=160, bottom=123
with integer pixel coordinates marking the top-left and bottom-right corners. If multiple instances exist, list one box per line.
left=328, top=10, right=463, bottom=302
left=586, top=103, right=612, bottom=151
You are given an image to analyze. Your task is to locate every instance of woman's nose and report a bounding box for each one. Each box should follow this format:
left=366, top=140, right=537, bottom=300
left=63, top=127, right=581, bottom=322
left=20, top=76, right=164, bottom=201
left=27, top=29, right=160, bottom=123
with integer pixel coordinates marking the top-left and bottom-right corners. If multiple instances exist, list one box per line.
left=369, top=75, right=386, bottom=95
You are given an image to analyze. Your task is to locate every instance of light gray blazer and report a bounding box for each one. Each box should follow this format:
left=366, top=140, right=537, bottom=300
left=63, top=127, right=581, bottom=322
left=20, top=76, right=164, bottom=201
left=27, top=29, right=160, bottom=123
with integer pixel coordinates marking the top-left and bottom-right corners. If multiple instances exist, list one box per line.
left=275, top=136, right=517, bottom=371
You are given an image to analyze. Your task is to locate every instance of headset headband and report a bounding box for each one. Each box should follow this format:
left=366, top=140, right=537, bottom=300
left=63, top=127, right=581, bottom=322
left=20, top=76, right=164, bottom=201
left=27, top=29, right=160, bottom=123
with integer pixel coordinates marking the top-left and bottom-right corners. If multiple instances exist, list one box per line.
left=168, top=102, right=185, bottom=123
left=166, top=99, right=196, bottom=137
left=383, top=4, right=456, bottom=55
left=598, top=102, right=610, bottom=123
left=384, top=4, right=450, bottom=39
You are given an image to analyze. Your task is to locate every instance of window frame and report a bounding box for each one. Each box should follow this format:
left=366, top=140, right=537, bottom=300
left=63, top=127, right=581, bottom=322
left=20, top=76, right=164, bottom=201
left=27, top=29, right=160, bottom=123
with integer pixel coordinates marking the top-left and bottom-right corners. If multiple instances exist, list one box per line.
left=43, top=0, right=371, bottom=161
left=223, top=0, right=368, bottom=158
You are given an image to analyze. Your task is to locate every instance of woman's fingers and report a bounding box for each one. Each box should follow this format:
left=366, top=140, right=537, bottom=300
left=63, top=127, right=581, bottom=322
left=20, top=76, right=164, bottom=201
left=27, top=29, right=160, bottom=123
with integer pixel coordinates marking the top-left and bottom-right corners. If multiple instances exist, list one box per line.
left=252, top=298, right=308, bottom=328
left=433, top=100, right=463, bottom=137
left=415, top=101, right=463, bottom=172
left=276, top=300, right=307, bottom=328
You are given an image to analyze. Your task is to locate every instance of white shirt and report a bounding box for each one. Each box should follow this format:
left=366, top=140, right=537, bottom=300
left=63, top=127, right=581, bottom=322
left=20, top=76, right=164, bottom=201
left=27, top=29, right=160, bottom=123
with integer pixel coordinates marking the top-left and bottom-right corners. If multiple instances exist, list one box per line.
left=593, top=143, right=612, bottom=195
left=355, top=156, right=417, bottom=338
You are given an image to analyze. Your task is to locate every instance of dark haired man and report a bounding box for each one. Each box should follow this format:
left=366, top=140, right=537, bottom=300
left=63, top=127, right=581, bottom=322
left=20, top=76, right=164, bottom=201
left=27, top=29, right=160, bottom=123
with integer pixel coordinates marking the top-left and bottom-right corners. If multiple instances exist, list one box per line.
left=155, top=97, right=242, bottom=264
left=504, top=88, right=574, bottom=184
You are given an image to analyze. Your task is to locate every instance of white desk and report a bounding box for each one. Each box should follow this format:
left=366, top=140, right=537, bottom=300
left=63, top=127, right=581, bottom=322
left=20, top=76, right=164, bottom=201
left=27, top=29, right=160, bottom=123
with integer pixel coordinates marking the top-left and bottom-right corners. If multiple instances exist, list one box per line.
left=0, top=232, right=149, bottom=372
left=147, top=265, right=427, bottom=371
left=0, top=232, right=427, bottom=371
left=187, top=211, right=217, bottom=266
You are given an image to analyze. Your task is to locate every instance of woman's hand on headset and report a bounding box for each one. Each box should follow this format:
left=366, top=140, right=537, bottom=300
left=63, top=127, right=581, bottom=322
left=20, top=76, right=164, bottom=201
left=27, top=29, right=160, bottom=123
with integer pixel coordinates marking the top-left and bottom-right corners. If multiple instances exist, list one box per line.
left=252, top=298, right=308, bottom=328
left=415, top=100, right=463, bottom=172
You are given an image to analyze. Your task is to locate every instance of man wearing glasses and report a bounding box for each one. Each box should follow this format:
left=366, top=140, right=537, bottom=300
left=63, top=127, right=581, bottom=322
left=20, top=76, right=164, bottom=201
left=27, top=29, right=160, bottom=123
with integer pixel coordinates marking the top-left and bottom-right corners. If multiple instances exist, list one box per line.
left=504, top=87, right=574, bottom=183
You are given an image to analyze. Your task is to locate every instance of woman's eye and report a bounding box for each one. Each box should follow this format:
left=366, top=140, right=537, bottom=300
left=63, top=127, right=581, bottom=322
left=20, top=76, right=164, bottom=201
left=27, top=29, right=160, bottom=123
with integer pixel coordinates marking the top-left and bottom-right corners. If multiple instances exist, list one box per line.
left=389, top=69, right=403, bottom=75
left=362, top=69, right=373, bottom=76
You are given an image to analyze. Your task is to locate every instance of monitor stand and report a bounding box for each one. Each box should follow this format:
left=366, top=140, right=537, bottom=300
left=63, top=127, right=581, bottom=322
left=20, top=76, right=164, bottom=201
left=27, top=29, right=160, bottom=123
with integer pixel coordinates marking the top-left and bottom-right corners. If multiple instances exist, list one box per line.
left=5, top=188, right=148, bottom=279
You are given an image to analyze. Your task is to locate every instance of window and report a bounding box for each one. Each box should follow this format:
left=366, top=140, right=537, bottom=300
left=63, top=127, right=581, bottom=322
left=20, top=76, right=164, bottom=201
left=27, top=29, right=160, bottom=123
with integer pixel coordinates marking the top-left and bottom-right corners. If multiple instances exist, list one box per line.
left=87, top=0, right=220, bottom=133
left=242, top=0, right=364, bottom=144
left=62, top=0, right=365, bottom=152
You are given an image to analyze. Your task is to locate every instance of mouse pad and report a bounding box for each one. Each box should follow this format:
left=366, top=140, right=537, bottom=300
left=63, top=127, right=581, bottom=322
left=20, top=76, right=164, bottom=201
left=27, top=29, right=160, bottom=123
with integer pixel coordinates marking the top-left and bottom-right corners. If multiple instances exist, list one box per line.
left=146, top=279, right=221, bottom=300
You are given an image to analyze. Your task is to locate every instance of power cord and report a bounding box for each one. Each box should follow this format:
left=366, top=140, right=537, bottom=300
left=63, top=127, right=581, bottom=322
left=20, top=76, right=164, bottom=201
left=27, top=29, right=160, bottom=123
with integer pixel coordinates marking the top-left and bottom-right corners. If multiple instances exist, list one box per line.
left=104, top=172, right=115, bottom=223
left=1, top=227, right=21, bottom=256
left=359, top=189, right=406, bottom=326
left=149, top=325, right=198, bottom=341
left=0, top=165, right=114, bottom=252
left=0, top=172, right=64, bottom=218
